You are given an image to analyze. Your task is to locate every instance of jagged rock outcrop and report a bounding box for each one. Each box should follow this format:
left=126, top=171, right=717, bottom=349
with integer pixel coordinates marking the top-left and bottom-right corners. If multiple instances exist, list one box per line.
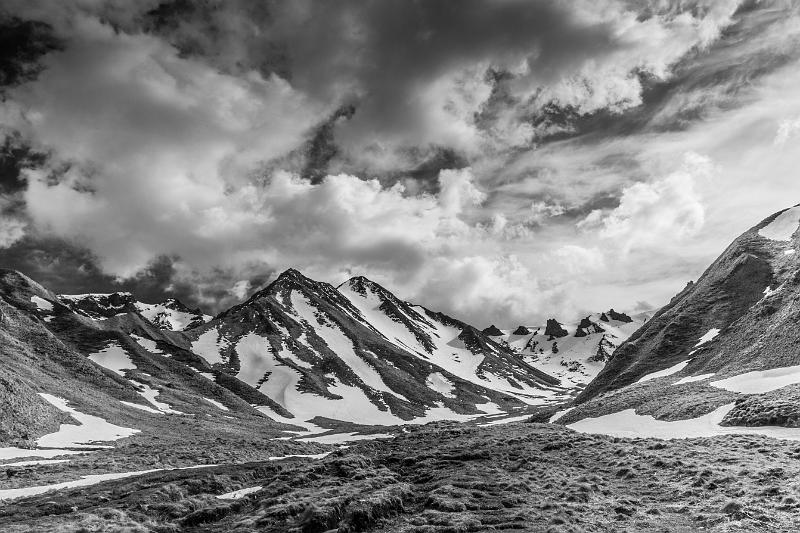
left=482, top=325, right=503, bottom=336
left=607, top=309, right=633, bottom=323
left=544, top=319, right=568, bottom=339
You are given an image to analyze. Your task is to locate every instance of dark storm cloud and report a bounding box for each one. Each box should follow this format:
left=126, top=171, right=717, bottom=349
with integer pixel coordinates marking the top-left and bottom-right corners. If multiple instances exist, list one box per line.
left=138, top=0, right=629, bottom=173
left=0, top=15, right=61, bottom=88
left=5, top=0, right=799, bottom=326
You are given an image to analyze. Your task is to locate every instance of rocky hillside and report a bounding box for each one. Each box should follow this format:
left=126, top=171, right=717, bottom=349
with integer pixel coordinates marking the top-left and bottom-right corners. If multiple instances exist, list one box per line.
left=563, top=204, right=800, bottom=429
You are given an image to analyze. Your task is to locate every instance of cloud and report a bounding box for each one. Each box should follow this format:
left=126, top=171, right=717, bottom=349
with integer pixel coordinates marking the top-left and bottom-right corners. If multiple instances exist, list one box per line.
left=5, top=0, right=800, bottom=328
left=578, top=152, right=712, bottom=252
left=0, top=215, right=25, bottom=247
left=775, top=116, right=800, bottom=146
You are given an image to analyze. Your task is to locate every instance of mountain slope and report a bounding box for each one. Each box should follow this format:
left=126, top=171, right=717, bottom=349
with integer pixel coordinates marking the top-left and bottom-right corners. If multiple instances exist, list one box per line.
left=0, top=269, right=295, bottom=447
left=564, top=204, right=800, bottom=429
left=184, top=270, right=564, bottom=427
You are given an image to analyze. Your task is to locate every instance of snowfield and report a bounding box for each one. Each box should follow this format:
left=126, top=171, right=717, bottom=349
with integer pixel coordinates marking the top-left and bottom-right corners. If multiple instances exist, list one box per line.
left=568, top=403, right=800, bottom=441
left=709, top=364, right=800, bottom=394
left=758, top=205, right=800, bottom=241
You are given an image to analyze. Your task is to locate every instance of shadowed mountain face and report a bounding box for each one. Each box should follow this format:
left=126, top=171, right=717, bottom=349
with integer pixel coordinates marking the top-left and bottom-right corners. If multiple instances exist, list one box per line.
left=564, top=204, right=800, bottom=429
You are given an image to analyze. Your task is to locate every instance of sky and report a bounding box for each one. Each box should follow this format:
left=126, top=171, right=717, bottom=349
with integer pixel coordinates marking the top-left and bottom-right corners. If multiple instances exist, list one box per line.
left=1, top=0, right=800, bottom=326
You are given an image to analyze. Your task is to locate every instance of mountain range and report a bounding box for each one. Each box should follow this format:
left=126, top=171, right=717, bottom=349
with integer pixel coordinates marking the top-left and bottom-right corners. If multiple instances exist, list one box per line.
left=5, top=204, right=800, bottom=532
left=0, top=264, right=642, bottom=447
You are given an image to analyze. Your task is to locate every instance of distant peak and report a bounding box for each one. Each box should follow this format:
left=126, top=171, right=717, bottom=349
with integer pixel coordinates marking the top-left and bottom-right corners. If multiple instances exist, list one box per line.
left=339, top=275, right=394, bottom=298
left=255, top=268, right=319, bottom=298
left=482, top=325, right=503, bottom=336
left=272, top=268, right=316, bottom=286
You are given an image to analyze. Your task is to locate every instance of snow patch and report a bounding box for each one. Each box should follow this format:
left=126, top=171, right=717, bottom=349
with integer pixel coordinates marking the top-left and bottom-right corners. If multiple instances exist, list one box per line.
left=426, top=372, right=456, bottom=398
left=0, top=464, right=216, bottom=501
left=0, top=448, right=88, bottom=460
left=695, top=328, right=720, bottom=347
left=636, top=360, right=691, bottom=384
left=479, top=414, right=531, bottom=426
left=87, top=344, right=136, bottom=376
left=191, top=327, right=229, bottom=365
left=549, top=407, right=575, bottom=423
left=36, top=393, right=139, bottom=448
left=759, top=205, right=800, bottom=241
left=203, top=397, right=229, bottom=411
left=120, top=401, right=163, bottom=414
left=130, top=381, right=185, bottom=414
left=710, top=364, right=800, bottom=394
left=296, top=432, right=394, bottom=444
left=30, top=296, right=53, bottom=312
left=672, top=373, right=716, bottom=385
left=1, top=459, right=70, bottom=467
left=130, top=334, right=163, bottom=355
left=217, top=485, right=263, bottom=500
left=568, top=403, right=800, bottom=441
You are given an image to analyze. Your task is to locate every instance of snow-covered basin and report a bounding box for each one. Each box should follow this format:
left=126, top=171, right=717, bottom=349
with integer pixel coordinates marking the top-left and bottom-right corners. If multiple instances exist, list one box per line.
left=710, top=364, right=800, bottom=394
left=36, top=393, right=139, bottom=448
left=568, top=404, right=800, bottom=441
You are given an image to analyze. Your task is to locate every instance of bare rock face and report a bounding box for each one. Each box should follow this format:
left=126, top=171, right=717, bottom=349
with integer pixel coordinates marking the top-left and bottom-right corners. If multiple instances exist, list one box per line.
left=607, top=309, right=633, bottom=323
left=512, top=325, right=530, bottom=335
left=575, top=317, right=605, bottom=337
left=481, top=325, right=503, bottom=336
left=544, top=319, right=568, bottom=339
